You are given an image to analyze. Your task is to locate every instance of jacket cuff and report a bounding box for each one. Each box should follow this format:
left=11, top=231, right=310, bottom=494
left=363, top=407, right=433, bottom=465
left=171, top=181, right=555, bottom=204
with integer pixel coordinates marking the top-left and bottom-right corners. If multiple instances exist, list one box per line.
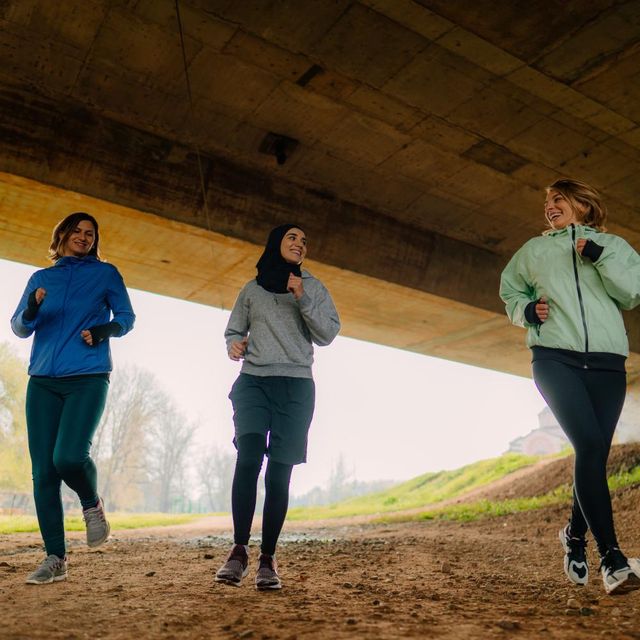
left=88, top=321, right=122, bottom=344
left=582, top=239, right=604, bottom=262
left=22, top=290, right=41, bottom=321
left=524, top=300, right=541, bottom=325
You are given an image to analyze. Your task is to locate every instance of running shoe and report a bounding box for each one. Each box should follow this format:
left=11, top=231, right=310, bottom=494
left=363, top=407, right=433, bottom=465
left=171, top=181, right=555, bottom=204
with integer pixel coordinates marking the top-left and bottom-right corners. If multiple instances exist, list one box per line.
left=559, top=524, right=588, bottom=585
left=25, top=555, right=68, bottom=585
left=600, top=547, right=640, bottom=595
left=215, top=544, right=249, bottom=587
left=255, top=553, right=282, bottom=590
left=83, top=497, right=110, bottom=548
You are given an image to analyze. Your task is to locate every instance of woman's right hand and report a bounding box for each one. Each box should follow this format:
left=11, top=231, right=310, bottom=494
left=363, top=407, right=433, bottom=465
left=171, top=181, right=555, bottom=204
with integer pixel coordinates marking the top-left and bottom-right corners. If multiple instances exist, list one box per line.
left=228, top=337, right=248, bottom=361
left=536, top=296, right=549, bottom=322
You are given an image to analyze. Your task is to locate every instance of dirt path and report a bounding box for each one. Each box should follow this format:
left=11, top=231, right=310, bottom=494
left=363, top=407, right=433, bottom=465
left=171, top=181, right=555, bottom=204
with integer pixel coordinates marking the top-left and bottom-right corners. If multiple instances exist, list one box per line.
left=2, top=493, right=640, bottom=640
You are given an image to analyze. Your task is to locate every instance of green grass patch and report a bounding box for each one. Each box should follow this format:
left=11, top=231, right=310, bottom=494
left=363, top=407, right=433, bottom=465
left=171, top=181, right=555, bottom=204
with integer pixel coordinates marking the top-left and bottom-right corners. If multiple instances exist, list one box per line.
left=288, top=452, right=546, bottom=521
left=377, top=465, right=640, bottom=524
left=0, top=512, right=211, bottom=535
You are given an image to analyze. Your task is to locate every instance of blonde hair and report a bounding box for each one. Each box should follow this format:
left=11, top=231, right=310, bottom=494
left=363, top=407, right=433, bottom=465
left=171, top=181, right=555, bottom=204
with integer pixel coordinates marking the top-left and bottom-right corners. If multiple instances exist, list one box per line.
left=48, top=212, right=101, bottom=262
left=546, top=178, right=607, bottom=232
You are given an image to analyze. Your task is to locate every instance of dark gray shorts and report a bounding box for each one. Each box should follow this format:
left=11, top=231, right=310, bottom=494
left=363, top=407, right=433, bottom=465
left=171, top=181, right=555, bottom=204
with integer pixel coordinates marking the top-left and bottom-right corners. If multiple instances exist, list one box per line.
left=229, top=373, right=316, bottom=465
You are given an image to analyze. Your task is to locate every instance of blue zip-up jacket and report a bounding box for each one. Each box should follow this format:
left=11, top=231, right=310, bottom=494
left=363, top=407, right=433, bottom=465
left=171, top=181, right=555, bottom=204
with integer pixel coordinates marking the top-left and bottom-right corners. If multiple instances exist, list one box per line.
left=11, top=256, right=135, bottom=377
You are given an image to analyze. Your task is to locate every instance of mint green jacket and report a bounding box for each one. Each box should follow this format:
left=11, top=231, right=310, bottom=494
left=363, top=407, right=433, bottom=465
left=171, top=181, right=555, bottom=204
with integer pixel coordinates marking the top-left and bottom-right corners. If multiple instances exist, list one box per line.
left=500, top=224, right=640, bottom=356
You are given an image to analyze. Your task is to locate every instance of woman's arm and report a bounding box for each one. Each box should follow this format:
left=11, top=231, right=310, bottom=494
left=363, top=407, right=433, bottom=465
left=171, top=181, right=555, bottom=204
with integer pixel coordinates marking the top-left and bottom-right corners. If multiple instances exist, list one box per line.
left=499, top=247, right=540, bottom=328
left=224, top=287, right=250, bottom=358
left=296, top=281, right=340, bottom=346
left=583, top=236, right=640, bottom=310
left=10, top=275, right=42, bottom=338
left=102, top=267, right=136, bottom=336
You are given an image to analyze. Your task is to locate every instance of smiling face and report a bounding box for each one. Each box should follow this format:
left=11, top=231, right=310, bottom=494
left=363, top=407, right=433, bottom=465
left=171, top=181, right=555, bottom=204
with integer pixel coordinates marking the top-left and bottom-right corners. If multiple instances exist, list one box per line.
left=280, top=227, right=307, bottom=264
left=544, top=190, right=586, bottom=230
left=62, top=219, right=96, bottom=257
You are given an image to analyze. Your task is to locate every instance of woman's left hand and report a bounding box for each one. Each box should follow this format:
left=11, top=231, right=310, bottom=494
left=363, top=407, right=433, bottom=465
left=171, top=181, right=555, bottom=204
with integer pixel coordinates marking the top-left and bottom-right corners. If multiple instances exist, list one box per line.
left=576, top=238, right=587, bottom=255
left=81, top=329, right=94, bottom=346
left=287, top=274, right=304, bottom=300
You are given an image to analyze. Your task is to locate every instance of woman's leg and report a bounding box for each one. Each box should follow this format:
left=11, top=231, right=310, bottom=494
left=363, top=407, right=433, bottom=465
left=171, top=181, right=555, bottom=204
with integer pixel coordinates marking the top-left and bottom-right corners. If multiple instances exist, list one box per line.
left=216, top=433, right=267, bottom=586
left=52, top=376, right=109, bottom=509
left=533, top=361, right=622, bottom=554
left=25, top=378, right=66, bottom=559
left=568, top=369, right=625, bottom=539
left=231, top=433, right=267, bottom=545
left=261, top=460, right=294, bottom=556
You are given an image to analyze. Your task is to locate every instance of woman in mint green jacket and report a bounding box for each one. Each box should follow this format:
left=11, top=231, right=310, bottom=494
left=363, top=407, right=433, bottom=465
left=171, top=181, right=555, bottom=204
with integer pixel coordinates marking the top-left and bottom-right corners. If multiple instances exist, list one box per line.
left=500, top=178, right=640, bottom=595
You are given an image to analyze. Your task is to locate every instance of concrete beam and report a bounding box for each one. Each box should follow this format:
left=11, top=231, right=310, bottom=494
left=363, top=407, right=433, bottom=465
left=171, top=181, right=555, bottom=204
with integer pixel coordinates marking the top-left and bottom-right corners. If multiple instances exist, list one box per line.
left=0, top=83, right=506, bottom=314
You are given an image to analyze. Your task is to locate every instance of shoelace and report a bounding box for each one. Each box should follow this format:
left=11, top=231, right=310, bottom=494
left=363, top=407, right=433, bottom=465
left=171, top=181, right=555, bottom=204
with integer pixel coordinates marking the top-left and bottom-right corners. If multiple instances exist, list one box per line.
left=83, top=505, right=105, bottom=524
left=42, top=555, right=64, bottom=571
left=567, top=535, right=587, bottom=553
left=600, top=547, right=628, bottom=573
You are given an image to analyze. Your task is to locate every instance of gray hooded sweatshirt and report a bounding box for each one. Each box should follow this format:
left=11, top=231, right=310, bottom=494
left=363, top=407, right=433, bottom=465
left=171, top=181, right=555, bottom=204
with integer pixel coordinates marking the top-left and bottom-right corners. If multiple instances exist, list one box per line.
left=224, top=270, right=340, bottom=378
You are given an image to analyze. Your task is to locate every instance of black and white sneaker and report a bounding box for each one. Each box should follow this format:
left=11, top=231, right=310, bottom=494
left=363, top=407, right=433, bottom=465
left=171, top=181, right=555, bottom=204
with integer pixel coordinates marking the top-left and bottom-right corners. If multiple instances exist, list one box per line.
left=600, top=548, right=640, bottom=595
left=559, top=525, right=588, bottom=585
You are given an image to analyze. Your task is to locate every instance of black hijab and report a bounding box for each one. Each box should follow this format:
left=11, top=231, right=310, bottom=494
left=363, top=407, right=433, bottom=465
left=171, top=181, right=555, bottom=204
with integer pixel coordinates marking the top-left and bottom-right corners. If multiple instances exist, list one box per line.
left=256, top=224, right=304, bottom=293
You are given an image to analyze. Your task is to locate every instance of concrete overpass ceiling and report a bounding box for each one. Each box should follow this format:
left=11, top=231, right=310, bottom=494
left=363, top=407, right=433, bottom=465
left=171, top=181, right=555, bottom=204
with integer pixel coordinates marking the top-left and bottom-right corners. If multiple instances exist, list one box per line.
left=1, top=0, right=640, bottom=377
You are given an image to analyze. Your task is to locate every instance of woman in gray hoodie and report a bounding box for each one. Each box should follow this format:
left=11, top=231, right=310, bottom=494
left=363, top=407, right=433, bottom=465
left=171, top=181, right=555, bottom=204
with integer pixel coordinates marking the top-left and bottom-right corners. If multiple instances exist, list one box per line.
left=215, top=224, right=340, bottom=590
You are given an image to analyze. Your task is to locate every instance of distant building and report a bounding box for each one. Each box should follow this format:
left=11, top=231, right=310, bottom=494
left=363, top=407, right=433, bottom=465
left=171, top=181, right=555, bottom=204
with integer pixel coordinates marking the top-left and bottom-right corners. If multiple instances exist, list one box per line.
left=508, top=407, right=568, bottom=456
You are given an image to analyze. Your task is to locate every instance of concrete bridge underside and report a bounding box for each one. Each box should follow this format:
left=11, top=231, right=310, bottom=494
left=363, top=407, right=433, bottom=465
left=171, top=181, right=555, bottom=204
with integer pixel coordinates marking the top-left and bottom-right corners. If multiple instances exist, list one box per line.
left=1, top=0, right=640, bottom=380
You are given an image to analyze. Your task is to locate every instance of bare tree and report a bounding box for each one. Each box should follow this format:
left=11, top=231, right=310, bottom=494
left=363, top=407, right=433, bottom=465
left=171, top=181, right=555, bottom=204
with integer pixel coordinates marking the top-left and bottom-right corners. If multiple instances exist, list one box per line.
left=147, top=395, right=196, bottom=512
left=93, top=366, right=162, bottom=511
left=197, top=445, right=236, bottom=512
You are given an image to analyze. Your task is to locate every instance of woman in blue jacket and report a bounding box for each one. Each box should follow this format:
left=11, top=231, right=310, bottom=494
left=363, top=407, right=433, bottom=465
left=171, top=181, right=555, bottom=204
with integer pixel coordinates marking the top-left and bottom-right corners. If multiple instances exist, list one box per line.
left=11, top=212, right=135, bottom=585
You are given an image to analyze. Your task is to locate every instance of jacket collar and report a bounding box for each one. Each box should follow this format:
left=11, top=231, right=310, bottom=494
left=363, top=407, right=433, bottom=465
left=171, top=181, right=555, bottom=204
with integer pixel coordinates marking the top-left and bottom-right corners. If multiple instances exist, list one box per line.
left=54, top=255, right=100, bottom=267
left=545, top=224, right=598, bottom=238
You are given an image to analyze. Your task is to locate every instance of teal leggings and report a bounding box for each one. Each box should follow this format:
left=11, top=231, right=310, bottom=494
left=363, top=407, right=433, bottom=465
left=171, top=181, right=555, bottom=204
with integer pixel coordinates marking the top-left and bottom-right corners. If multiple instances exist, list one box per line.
left=26, top=375, right=109, bottom=558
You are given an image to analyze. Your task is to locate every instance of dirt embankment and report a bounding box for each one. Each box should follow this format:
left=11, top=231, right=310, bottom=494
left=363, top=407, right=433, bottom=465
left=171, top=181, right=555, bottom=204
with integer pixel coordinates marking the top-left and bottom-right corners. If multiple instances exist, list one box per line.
left=1, top=446, right=640, bottom=639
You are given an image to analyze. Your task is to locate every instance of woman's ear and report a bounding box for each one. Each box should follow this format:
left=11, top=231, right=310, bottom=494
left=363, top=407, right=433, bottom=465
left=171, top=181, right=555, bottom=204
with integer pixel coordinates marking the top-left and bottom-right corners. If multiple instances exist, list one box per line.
left=574, top=199, right=589, bottom=220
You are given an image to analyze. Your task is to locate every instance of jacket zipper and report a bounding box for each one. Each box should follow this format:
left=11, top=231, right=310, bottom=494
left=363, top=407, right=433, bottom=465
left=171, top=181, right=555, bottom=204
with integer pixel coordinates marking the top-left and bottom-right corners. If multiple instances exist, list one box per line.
left=51, top=264, right=74, bottom=376
left=570, top=224, right=589, bottom=368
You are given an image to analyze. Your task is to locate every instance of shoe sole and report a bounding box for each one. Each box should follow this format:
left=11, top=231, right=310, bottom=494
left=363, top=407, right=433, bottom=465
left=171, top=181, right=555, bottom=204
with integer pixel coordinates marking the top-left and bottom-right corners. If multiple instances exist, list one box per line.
left=26, top=573, right=68, bottom=585
left=215, top=576, right=243, bottom=587
left=256, top=579, right=282, bottom=590
left=558, top=528, right=588, bottom=586
left=87, top=521, right=111, bottom=548
left=215, top=566, right=249, bottom=587
left=604, top=572, right=640, bottom=595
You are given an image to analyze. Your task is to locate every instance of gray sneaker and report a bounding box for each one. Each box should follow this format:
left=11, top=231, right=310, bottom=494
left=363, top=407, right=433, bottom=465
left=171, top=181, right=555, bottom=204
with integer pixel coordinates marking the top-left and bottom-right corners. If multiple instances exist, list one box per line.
left=83, top=497, right=110, bottom=547
left=25, top=555, right=68, bottom=585
left=255, top=553, right=282, bottom=590
left=215, top=544, right=249, bottom=587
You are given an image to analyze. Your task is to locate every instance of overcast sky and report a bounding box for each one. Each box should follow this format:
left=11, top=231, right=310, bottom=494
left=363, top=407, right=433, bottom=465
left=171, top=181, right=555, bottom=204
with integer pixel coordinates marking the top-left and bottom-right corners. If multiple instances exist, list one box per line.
left=0, top=257, right=546, bottom=496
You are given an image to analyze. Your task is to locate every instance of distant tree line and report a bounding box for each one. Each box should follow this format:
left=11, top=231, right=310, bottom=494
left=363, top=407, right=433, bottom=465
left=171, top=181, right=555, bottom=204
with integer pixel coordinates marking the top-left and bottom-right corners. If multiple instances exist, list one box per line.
left=289, top=455, right=394, bottom=507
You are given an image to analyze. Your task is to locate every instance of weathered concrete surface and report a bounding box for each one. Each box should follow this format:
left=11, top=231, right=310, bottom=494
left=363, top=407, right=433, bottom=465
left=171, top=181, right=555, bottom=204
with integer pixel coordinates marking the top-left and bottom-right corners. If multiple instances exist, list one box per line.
left=1, top=0, right=640, bottom=378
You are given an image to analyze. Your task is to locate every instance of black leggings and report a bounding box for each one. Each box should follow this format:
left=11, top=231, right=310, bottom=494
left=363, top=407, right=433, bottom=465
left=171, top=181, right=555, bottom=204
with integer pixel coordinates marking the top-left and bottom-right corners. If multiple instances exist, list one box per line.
left=532, top=360, right=626, bottom=555
left=231, top=433, right=293, bottom=556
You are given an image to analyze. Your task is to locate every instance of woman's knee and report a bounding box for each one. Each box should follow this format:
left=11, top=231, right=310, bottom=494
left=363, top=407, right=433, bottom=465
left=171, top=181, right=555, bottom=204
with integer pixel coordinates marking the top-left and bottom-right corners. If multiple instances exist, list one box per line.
left=574, top=439, right=608, bottom=469
left=236, top=434, right=267, bottom=464
left=52, top=452, right=86, bottom=477
left=265, top=461, right=293, bottom=492
left=32, top=467, right=60, bottom=489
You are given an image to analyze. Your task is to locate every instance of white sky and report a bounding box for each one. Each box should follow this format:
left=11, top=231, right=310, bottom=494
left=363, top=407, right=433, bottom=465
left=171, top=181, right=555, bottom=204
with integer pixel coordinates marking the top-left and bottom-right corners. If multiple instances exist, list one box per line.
left=0, top=257, right=546, bottom=496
